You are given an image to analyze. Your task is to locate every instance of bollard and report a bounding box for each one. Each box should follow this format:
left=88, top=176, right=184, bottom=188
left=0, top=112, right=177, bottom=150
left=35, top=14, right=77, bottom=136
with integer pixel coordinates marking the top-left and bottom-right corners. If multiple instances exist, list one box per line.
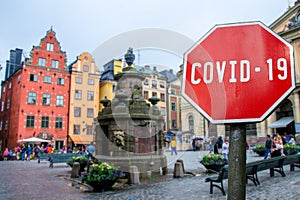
left=176, top=159, right=185, bottom=173
left=129, top=166, right=140, bottom=184
left=173, top=162, right=184, bottom=178
left=71, top=162, right=80, bottom=178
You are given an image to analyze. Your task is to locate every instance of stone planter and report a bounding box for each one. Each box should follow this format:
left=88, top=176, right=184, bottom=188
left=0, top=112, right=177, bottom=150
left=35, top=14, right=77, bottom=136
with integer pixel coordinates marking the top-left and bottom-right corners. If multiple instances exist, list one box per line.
left=88, top=180, right=117, bottom=192
left=200, top=161, right=226, bottom=172
left=253, top=149, right=265, bottom=156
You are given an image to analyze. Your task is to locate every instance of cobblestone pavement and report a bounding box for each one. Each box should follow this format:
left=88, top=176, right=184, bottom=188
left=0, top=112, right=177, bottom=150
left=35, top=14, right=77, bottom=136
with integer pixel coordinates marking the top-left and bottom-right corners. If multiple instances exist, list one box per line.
left=1, top=151, right=300, bottom=200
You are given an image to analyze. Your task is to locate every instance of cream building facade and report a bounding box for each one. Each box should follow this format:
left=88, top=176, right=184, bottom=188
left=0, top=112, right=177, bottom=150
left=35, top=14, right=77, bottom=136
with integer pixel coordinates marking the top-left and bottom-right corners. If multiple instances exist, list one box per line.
left=68, top=52, right=100, bottom=147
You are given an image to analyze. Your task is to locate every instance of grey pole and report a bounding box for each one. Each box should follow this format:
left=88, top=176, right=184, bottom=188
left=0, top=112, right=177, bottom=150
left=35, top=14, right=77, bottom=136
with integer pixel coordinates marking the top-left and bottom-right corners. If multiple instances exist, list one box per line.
left=228, top=123, right=247, bottom=200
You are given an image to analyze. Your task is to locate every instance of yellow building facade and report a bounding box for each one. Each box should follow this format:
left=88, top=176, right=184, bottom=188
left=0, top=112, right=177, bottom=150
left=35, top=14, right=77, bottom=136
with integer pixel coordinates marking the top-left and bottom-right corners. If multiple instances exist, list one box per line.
left=99, top=59, right=122, bottom=111
left=68, top=52, right=100, bottom=147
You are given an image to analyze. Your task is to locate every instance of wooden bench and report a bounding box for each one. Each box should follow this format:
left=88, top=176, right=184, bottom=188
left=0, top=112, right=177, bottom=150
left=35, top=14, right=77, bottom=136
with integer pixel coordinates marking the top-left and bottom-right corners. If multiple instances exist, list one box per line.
left=205, top=154, right=300, bottom=195
left=38, top=153, right=80, bottom=168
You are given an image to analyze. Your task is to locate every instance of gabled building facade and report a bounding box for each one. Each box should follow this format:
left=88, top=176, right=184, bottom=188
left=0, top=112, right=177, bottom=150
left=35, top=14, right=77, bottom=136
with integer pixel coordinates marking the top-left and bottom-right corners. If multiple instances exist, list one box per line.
left=68, top=52, right=100, bottom=148
left=0, top=28, right=70, bottom=152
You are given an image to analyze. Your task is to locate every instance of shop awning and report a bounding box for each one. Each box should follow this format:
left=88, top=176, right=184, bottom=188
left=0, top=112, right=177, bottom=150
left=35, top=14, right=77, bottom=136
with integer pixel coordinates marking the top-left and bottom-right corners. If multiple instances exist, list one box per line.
left=69, top=135, right=93, bottom=144
left=295, top=123, right=300, bottom=133
left=268, top=117, right=294, bottom=128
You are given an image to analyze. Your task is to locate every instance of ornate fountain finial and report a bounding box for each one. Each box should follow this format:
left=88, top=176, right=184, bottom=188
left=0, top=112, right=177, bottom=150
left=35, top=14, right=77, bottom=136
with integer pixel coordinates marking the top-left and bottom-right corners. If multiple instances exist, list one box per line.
left=124, top=47, right=135, bottom=67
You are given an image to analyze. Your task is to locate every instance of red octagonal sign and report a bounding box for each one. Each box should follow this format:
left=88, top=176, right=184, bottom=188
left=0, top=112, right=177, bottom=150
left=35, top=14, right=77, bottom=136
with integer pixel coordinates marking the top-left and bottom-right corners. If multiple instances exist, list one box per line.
left=182, top=22, right=295, bottom=124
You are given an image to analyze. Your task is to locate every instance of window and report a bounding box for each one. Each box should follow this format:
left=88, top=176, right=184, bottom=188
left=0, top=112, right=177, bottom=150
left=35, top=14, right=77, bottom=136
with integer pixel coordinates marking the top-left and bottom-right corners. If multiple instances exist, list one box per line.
left=26, top=116, right=35, bottom=128
left=144, top=91, right=149, bottom=99
left=1, top=101, right=4, bottom=111
left=88, top=79, right=94, bottom=85
left=170, top=88, right=176, bottom=95
left=0, top=121, right=2, bottom=131
left=18, top=75, right=21, bottom=83
left=51, top=60, right=59, bottom=68
left=6, top=99, right=10, bottom=109
left=56, top=95, right=64, bottom=106
left=152, top=80, right=157, bottom=88
left=42, top=94, right=51, bottom=105
left=55, top=117, right=63, bottom=128
left=87, top=91, right=94, bottom=100
left=87, top=108, right=94, bottom=118
left=57, top=78, right=65, bottom=85
left=41, top=116, right=49, bottom=128
left=188, top=116, right=194, bottom=133
left=83, top=65, right=89, bottom=72
left=74, top=125, right=80, bottom=135
left=46, top=43, right=54, bottom=52
left=86, top=125, right=93, bottom=135
left=38, top=58, right=46, bottom=66
left=8, top=83, right=11, bottom=89
left=28, top=92, right=37, bottom=104
left=160, top=93, right=165, bottom=102
left=160, top=107, right=166, bottom=115
left=75, top=90, right=82, bottom=99
left=5, top=120, right=8, bottom=130
left=171, top=102, right=176, bottom=111
left=74, top=107, right=81, bottom=117
left=144, top=79, right=149, bottom=85
left=3, top=86, right=5, bottom=93
left=160, top=81, right=165, bottom=88
left=75, top=77, right=82, bottom=84
left=152, top=92, right=157, bottom=97
left=112, top=85, right=116, bottom=93
left=172, top=120, right=177, bottom=128
left=29, top=74, right=38, bottom=82
left=43, top=76, right=52, bottom=83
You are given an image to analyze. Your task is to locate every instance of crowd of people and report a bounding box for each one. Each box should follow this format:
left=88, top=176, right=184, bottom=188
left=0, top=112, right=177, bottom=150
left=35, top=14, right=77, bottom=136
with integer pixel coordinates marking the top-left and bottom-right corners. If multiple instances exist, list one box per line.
left=1, top=143, right=55, bottom=161
left=264, top=133, right=297, bottom=159
left=1, top=142, right=96, bottom=161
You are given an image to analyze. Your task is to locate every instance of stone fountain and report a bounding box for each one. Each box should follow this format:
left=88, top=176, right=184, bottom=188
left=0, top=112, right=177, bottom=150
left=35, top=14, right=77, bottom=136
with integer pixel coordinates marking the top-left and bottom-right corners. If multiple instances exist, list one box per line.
left=95, top=48, right=167, bottom=176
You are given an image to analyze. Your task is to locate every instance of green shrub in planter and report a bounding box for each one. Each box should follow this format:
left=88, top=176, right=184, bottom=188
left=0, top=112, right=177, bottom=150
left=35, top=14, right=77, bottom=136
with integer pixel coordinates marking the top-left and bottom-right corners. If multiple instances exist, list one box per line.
left=82, top=162, right=125, bottom=192
left=253, top=144, right=266, bottom=156
left=284, top=144, right=300, bottom=155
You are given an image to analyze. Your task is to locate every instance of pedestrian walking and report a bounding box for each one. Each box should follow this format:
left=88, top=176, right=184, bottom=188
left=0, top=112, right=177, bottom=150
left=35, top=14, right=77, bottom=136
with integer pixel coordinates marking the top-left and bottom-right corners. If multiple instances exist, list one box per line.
left=222, top=139, right=229, bottom=161
left=171, top=137, right=177, bottom=155
left=264, top=134, right=272, bottom=159
left=86, top=142, right=96, bottom=159
left=27, top=144, right=32, bottom=160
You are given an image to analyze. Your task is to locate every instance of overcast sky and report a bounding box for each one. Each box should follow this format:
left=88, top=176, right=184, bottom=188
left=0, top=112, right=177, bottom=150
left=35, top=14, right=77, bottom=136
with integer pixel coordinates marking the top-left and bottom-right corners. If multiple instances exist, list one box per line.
left=0, top=0, right=293, bottom=80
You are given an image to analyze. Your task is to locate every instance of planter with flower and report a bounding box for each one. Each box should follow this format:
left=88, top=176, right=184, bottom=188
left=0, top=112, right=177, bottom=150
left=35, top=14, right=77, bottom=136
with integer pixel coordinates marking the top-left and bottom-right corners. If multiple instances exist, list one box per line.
left=82, top=162, right=125, bottom=192
left=200, top=153, right=227, bottom=172
left=253, top=144, right=266, bottom=156
left=283, top=144, right=300, bottom=155
left=66, top=155, right=89, bottom=172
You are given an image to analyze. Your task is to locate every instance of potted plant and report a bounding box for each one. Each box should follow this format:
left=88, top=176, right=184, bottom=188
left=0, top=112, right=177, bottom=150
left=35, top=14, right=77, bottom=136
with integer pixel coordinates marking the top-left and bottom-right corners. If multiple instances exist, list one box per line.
left=253, top=144, right=266, bottom=156
left=200, top=153, right=227, bottom=172
left=82, top=162, right=124, bottom=192
left=284, top=144, right=300, bottom=155
left=66, top=156, right=89, bottom=172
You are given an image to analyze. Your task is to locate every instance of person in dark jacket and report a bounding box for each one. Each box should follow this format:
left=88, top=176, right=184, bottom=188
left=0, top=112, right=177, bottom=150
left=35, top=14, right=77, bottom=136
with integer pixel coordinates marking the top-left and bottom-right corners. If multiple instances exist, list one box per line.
left=264, top=134, right=272, bottom=159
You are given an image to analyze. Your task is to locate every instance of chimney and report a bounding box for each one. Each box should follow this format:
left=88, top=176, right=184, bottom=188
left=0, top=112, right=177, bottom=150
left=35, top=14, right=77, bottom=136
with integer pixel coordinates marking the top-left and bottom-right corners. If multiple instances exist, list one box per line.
left=153, top=66, right=157, bottom=71
left=144, top=65, right=150, bottom=69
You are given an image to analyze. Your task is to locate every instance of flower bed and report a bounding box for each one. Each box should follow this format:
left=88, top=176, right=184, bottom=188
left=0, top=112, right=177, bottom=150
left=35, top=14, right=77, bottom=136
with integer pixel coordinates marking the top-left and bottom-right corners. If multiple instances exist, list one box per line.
left=200, top=153, right=227, bottom=172
left=253, top=144, right=266, bottom=156
left=82, top=162, right=124, bottom=192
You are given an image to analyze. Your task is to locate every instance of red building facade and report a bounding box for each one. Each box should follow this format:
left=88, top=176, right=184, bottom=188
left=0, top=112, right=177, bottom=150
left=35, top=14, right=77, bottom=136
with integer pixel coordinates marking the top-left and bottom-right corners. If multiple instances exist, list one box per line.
left=0, top=28, right=70, bottom=152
